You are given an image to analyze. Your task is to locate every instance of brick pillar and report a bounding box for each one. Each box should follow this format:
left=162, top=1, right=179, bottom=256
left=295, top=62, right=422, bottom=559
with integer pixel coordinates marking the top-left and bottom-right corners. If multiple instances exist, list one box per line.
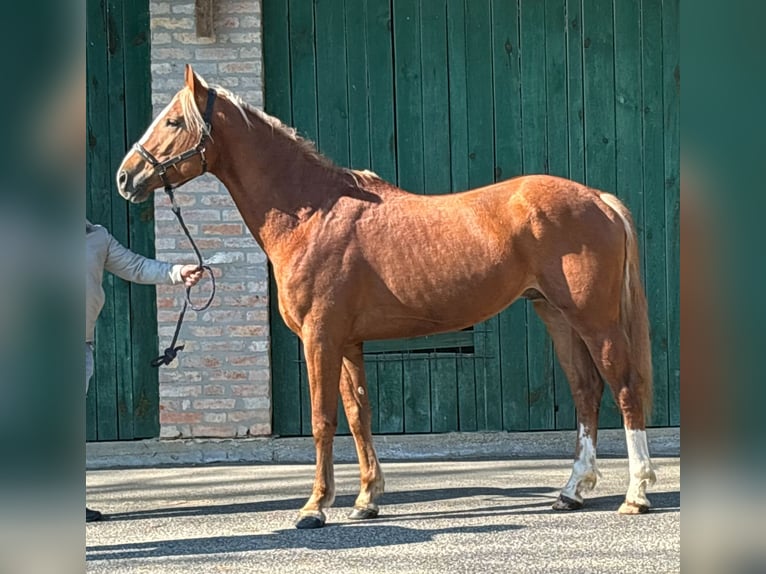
left=149, top=0, right=271, bottom=438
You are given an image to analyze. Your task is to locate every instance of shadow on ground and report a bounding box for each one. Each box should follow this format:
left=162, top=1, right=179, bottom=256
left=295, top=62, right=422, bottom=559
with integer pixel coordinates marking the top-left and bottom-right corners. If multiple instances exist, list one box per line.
left=101, top=486, right=680, bottom=523
left=86, top=522, right=524, bottom=561
left=102, top=486, right=556, bottom=522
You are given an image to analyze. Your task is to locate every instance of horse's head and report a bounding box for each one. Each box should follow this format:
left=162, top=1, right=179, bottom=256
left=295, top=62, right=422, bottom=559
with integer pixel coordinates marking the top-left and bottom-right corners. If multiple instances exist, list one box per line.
left=117, top=65, right=217, bottom=203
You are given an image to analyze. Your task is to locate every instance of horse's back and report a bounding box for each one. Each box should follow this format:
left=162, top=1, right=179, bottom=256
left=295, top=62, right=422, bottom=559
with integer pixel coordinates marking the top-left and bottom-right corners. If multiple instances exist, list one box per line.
left=372, top=173, right=599, bottom=215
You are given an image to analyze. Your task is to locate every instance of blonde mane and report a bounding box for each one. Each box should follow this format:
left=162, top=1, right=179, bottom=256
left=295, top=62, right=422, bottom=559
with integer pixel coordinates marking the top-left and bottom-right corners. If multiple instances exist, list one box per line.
left=178, top=84, right=377, bottom=180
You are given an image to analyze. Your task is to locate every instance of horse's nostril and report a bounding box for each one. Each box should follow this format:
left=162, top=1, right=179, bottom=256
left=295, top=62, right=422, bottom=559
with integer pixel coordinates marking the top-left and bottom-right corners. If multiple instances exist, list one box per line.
left=118, top=171, right=128, bottom=187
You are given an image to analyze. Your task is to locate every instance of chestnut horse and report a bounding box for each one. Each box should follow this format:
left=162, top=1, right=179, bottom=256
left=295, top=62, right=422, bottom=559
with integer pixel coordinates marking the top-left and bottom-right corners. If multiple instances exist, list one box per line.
left=117, top=66, right=656, bottom=529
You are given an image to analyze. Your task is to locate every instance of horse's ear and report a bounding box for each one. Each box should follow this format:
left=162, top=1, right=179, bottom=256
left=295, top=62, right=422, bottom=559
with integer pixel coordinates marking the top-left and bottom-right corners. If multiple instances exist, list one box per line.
left=184, top=64, right=195, bottom=91
left=184, top=64, right=207, bottom=96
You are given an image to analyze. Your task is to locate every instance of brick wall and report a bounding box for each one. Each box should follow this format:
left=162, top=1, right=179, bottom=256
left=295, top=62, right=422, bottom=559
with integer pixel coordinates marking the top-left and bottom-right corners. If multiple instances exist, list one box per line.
left=150, top=0, right=271, bottom=438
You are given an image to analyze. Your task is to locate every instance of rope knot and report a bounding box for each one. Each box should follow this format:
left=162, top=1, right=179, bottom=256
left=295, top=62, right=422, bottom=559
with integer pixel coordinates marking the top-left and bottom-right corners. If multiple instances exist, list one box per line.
left=151, top=344, right=185, bottom=368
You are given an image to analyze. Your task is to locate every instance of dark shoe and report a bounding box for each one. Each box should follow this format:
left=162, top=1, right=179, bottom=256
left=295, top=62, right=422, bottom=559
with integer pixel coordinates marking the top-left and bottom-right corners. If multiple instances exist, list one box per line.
left=86, top=507, right=103, bottom=522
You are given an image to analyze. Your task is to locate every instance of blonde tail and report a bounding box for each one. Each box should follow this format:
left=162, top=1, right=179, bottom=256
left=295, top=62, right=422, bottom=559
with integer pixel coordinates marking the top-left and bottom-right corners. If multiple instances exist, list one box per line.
left=599, top=193, right=654, bottom=421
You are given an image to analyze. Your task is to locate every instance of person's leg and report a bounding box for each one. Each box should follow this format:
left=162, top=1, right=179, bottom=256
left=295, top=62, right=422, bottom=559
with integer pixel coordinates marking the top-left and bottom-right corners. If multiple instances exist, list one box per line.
left=85, top=342, right=102, bottom=523
left=85, top=342, right=94, bottom=393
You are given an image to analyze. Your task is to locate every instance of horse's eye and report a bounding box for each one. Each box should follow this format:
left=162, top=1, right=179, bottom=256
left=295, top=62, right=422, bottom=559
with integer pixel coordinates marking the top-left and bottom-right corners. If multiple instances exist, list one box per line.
left=165, top=118, right=183, bottom=128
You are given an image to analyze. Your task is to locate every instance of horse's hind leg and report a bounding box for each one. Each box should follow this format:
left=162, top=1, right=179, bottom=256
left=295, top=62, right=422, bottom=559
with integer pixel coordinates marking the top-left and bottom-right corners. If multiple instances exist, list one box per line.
left=532, top=300, right=604, bottom=511
left=579, top=326, right=656, bottom=514
left=339, top=343, right=385, bottom=520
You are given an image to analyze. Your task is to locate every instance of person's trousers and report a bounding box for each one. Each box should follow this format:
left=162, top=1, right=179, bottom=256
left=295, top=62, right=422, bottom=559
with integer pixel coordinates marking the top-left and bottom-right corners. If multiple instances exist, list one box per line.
left=85, top=341, right=94, bottom=393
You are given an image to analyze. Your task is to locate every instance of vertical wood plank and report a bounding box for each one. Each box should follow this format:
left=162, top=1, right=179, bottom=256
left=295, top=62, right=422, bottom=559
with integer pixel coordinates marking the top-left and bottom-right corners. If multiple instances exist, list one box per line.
left=315, top=0, right=350, bottom=165
left=491, top=0, right=522, bottom=184
left=466, top=0, right=501, bottom=431
left=419, top=0, right=452, bottom=433
left=499, top=304, right=529, bottom=430
left=366, top=0, right=397, bottom=182
left=545, top=0, right=576, bottom=430
left=662, top=0, right=680, bottom=426
left=123, top=0, right=158, bottom=439
left=613, top=0, right=646, bottom=430
left=457, top=356, right=477, bottom=431
left=288, top=0, right=319, bottom=141
left=263, top=0, right=293, bottom=122
left=263, top=0, right=302, bottom=436
left=492, top=0, right=528, bottom=431
left=566, top=0, right=586, bottom=185
left=346, top=0, right=371, bottom=170
left=544, top=0, right=569, bottom=179
left=447, top=0, right=478, bottom=432
left=475, top=319, right=503, bottom=430
left=521, top=0, right=555, bottom=431
left=447, top=0, right=468, bottom=193
left=582, top=0, right=620, bottom=428
left=465, top=0, right=495, bottom=189
left=86, top=0, right=110, bottom=440
left=403, top=356, right=431, bottom=433
left=520, top=0, right=547, bottom=173
left=106, top=0, right=135, bottom=439
left=378, top=356, right=404, bottom=433
left=582, top=0, right=616, bottom=190
left=431, top=354, right=458, bottom=432
left=93, top=0, right=120, bottom=440
left=392, top=0, right=424, bottom=191
left=270, top=291, right=302, bottom=435
left=640, top=0, right=669, bottom=427
left=526, top=303, right=555, bottom=431
left=561, top=0, right=587, bottom=430
left=613, top=0, right=644, bottom=260
left=421, top=0, right=450, bottom=194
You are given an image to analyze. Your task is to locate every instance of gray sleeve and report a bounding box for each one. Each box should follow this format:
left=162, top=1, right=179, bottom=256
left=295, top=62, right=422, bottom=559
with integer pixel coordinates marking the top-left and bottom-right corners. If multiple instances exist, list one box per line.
left=103, top=231, right=182, bottom=285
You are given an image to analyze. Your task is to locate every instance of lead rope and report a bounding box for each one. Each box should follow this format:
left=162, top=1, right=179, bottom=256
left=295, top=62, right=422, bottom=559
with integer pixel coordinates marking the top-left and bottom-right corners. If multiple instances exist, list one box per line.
left=151, top=186, right=216, bottom=367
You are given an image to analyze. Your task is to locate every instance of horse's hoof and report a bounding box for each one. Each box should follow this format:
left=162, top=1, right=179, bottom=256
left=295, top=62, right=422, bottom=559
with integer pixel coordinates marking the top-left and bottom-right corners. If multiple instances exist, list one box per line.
left=552, top=494, right=584, bottom=511
left=618, top=501, right=649, bottom=515
left=295, top=512, right=326, bottom=529
left=348, top=507, right=379, bottom=520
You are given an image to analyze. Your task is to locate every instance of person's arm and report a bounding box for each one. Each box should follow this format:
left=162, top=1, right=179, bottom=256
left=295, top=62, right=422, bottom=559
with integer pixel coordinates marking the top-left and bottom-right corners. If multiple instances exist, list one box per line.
left=103, top=231, right=182, bottom=285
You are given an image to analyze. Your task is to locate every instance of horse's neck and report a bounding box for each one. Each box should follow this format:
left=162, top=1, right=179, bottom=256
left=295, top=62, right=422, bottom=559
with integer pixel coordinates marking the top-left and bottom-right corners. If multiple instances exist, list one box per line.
left=212, top=116, right=343, bottom=258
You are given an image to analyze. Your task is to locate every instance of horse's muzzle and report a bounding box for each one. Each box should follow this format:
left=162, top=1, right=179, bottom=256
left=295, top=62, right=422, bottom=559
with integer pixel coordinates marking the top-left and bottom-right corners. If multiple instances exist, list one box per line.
left=118, top=178, right=149, bottom=203
left=116, top=168, right=151, bottom=203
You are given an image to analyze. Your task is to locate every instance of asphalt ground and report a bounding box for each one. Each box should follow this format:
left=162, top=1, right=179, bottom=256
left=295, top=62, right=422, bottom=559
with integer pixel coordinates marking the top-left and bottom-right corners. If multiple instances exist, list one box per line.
left=86, top=457, right=680, bottom=573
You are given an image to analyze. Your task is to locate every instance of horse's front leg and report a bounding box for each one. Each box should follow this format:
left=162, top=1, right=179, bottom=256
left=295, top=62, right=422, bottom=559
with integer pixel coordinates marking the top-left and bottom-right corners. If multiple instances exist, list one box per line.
left=339, top=343, right=385, bottom=520
left=295, top=333, right=343, bottom=529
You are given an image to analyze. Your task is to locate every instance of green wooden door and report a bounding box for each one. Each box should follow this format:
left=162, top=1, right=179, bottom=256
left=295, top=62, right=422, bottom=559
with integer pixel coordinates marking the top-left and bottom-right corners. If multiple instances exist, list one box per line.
left=86, top=0, right=159, bottom=440
left=264, top=0, right=679, bottom=435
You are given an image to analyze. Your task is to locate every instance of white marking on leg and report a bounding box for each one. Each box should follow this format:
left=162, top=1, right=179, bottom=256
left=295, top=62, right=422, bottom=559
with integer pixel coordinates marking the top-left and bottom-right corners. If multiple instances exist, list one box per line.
left=561, top=424, right=600, bottom=503
left=624, top=428, right=656, bottom=507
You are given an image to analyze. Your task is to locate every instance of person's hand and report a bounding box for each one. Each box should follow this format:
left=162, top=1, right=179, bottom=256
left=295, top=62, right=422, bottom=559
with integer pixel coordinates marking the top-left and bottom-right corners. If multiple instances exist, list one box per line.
left=179, top=264, right=204, bottom=288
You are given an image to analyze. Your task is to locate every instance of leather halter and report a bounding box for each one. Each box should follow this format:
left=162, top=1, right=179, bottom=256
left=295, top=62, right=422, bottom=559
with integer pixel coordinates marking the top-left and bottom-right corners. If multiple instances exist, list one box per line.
left=132, top=88, right=217, bottom=190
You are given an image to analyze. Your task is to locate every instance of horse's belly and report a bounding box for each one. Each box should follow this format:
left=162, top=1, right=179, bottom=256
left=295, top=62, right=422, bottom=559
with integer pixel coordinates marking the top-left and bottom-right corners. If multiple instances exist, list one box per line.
left=354, top=264, right=526, bottom=341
